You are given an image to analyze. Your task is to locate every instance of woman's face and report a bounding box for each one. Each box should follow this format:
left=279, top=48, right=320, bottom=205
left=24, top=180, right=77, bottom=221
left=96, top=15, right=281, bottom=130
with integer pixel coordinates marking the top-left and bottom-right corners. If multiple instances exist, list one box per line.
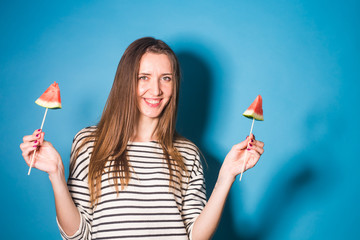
left=137, top=52, right=173, bottom=120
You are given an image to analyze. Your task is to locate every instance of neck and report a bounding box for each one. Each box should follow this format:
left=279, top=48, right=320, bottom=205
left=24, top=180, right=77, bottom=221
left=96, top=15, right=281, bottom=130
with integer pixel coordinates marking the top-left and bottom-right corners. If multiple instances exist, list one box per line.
left=132, top=116, right=159, bottom=142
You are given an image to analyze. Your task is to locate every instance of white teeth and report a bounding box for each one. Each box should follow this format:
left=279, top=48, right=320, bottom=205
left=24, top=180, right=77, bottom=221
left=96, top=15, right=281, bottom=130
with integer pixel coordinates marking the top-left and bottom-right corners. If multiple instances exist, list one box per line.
left=145, top=99, right=160, bottom=104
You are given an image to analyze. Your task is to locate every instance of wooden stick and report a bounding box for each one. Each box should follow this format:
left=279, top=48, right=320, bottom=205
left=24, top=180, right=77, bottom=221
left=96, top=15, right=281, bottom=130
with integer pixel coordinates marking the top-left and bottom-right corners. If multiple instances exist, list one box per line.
left=239, top=117, right=255, bottom=181
left=28, top=108, right=48, bottom=175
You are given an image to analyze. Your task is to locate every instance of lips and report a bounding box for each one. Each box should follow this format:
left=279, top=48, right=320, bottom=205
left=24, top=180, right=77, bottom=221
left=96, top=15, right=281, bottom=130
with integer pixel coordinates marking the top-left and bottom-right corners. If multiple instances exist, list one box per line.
left=144, top=98, right=162, bottom=107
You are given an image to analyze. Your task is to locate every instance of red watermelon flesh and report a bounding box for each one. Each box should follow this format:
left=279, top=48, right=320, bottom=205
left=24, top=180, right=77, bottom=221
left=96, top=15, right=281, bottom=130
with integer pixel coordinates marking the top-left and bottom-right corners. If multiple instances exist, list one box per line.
left=35, top=82, right=62, bottom=109
left=243, top=95, right=263, bottom=121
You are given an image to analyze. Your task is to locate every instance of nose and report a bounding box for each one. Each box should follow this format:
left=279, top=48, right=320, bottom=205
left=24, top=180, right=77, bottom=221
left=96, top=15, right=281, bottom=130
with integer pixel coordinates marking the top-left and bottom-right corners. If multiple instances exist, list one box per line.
left=149, top=79, right=162, bottom=96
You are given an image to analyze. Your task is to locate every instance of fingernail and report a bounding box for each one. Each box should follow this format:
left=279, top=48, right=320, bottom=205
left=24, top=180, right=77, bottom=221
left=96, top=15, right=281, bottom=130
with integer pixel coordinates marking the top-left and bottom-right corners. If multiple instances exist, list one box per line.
left=34, top=140, right=37, bottom=143
left=33, top=145, right=37, bottom=148
left=38, top=129, right=41, bottom=131
left=247, top=148, right=251, bottom=151
left=36, top=134, right=39, bottom=137
left=251, top=139, right=254, bottom=142
left=249, top=143, right=253, bottom=147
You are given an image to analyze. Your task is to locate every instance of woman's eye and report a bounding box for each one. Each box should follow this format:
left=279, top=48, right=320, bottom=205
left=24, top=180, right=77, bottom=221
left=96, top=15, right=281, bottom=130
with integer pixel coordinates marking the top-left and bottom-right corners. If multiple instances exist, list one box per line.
left=139, top=76, right=148, bottom=80
left=162, top=76, right=172, bottom=81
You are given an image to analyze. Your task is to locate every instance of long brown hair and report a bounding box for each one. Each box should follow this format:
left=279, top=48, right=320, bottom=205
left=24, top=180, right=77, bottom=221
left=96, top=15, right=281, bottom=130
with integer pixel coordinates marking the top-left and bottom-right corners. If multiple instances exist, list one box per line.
left=71, top=37, right=187, bottom=206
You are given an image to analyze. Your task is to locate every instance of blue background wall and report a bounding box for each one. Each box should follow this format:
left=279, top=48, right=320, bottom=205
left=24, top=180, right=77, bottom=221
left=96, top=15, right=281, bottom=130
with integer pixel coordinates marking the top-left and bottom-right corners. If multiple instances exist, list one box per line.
left=1, top=0, right=359, bottom=239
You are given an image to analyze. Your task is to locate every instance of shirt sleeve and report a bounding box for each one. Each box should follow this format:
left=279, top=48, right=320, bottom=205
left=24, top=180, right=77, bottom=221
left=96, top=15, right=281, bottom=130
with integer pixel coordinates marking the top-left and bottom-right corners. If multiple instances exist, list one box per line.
left=57, top=129, right=94, bottom=240
left=181, top=153, right=207, bottom=240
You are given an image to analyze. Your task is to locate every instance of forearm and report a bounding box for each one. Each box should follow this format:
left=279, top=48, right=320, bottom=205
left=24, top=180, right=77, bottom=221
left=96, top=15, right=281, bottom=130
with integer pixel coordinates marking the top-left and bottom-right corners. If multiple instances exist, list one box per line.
left=192, top=176, right=234, bottom=240
left=49, top=169, right=81, bottom=236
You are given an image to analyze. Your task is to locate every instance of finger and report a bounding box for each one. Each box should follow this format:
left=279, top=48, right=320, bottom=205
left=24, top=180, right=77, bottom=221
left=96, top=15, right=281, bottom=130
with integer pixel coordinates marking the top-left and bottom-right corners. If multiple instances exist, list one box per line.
left=22, top=134, right=39, bottom=143
left=233, top=139, right=248, bottom=151
left=21, top=142, right=38, bottom=162
left=23, top=132, right=44, bottom=146
left=246, top=150, right=261, bottom=169
left=32, top=129, right=42, bottom=142
left=38, top=132, right=45, bottom=145
left=245, top=135, right=255, bottom=147
left=254, top=140, right=264, bottom=148
left=249, top=133, right=255, bottom=140
left=33, top=129, right=42, bottom=135
left=23, top=130, right=42, bottom=142
left=24, top=152, right=35, bottom=166
left=248, top=138, right=264, bottom=149
left=249, top=144, right=264, bottom=155
left=20, top=140, right=38, bottom=153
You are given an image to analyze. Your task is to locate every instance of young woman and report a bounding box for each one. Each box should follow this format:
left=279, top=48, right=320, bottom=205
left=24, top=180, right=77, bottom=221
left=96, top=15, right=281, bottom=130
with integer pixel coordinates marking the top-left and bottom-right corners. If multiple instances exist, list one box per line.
left=20, top=37, right=264, bottom=240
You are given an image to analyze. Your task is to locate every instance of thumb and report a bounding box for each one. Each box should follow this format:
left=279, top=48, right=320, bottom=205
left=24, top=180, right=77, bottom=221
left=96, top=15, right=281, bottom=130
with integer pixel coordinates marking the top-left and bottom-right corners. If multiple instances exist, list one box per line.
left=233, top=137, right=250, bottom=150
left=39, top=132, right=45, bottom=145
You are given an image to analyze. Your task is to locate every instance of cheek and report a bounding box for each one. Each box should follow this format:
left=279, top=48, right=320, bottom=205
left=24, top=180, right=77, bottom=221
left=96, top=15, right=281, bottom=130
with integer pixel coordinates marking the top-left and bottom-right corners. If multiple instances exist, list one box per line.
left=163, top=83, right=174, bottom=97
left=137, top=83, right=146, bottom=96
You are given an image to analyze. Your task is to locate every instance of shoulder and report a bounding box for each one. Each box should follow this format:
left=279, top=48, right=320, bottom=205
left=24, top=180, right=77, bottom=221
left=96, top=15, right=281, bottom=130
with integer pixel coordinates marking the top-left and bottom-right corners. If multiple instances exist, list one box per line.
left=72, top=126, right=97, bottom=144
left=174, top=138, right=200, bottom=158
left=69, top=126, right=97, bottom=181
left=71, top=126, right=97, bottom=156
left=174, top=138, right=204, bottom=175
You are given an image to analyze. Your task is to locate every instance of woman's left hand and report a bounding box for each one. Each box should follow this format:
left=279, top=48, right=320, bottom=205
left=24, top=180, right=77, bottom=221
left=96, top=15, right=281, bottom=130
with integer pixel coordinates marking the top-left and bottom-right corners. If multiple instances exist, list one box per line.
left=218, top=134, right=264, bottom=183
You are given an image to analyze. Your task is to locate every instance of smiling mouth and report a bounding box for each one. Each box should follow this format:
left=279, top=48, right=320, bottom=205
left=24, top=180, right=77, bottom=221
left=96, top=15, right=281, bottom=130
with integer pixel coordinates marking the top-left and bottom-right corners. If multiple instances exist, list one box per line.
left=144, top=98, right=162, bottom=107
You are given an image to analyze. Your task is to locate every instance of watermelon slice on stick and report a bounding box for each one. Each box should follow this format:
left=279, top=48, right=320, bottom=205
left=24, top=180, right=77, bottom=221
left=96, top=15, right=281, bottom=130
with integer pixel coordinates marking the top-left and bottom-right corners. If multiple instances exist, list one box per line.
left=28, top=82, right=62, bottom=175
left=239, top=95, right=263, bottom=181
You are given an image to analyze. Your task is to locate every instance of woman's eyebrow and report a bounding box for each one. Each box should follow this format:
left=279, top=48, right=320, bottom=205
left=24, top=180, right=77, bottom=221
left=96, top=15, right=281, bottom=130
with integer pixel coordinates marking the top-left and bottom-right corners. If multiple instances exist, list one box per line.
left=138, top=72, right=173, bottom=75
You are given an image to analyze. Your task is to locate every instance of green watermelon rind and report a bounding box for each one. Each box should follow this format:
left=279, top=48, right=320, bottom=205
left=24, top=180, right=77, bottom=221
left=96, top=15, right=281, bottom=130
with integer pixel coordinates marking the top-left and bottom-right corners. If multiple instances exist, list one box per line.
left=243, top=109, right=264, bottom=121
left=35, top=98, right=62, bottom=109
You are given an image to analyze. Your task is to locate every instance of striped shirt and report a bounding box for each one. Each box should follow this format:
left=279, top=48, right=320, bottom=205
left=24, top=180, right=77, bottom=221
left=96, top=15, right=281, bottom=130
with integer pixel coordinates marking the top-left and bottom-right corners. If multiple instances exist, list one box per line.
left=57, top=126, right=207, bottom=240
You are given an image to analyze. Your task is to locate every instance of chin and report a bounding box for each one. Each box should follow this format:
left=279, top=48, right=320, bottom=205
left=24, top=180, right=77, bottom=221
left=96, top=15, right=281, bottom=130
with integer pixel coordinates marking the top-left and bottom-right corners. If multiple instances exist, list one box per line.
left=139, top=110, right=162, bottom=119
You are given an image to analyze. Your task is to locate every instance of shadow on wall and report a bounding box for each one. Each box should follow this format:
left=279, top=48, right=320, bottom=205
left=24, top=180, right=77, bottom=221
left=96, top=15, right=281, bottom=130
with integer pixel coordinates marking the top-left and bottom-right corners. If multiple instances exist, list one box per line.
left=251, top=110, right=338, bottom=239
left=176, top=50, right=238, bottom=239
left=176, top=50, right=337, bottom=239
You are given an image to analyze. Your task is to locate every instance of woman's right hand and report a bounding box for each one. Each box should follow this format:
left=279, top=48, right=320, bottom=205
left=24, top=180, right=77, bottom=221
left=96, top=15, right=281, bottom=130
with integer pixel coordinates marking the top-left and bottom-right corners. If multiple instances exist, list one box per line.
left=21, top=130, right=81, bottom=236
left=20, top=129, right=64, bottom=177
